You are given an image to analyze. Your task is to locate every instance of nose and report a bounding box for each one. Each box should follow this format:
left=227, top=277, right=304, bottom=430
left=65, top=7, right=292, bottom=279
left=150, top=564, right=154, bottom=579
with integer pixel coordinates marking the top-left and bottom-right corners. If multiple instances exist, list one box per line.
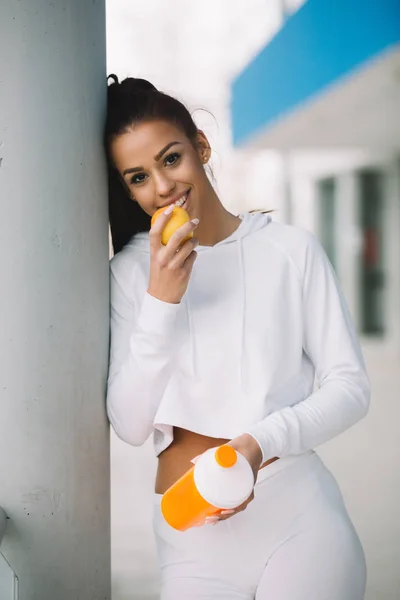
left=154, top=171, right=176, bottom=198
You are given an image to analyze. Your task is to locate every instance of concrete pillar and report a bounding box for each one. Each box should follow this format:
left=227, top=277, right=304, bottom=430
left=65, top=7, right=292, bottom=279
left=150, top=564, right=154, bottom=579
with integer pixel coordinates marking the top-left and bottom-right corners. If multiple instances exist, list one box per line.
left=0, top=530, right=18, bottom=600
left=0, top=509, right=6, bottom=546
left=0, top=2, right=111, bottom=599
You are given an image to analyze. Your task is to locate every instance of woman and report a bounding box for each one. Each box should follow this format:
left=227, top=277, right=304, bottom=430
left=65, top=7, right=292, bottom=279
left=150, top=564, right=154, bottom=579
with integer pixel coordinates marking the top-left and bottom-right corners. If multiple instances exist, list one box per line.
left=105, top=75, right=370, bottom=600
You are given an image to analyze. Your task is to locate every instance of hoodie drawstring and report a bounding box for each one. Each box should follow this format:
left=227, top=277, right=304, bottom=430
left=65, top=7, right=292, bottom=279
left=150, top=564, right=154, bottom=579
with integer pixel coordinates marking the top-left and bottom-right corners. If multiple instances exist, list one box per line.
left=186, top=236, right=246, bottom=387
left=186, top=296, right=197, bottom=379
left=237, top=236, right=246, bottom=387
left=179, top=213, right=271, bottom=386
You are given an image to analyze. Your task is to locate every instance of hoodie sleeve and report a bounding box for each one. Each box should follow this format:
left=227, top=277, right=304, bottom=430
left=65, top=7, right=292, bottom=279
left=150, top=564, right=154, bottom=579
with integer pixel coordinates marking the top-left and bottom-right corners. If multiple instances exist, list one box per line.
left=107, top=260, right=180, bottom=446
left=246, top=232, right=370, bottom=463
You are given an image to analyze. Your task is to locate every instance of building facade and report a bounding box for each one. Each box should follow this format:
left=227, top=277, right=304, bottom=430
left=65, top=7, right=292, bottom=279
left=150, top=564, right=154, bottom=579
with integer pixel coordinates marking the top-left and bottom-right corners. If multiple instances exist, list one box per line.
left=231, top=1, right=400, bottom=598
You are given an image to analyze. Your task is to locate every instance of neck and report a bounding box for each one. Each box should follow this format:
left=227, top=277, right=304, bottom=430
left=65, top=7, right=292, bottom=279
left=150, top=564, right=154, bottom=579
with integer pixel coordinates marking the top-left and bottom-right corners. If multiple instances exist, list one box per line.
left=195, top=186, right=242, bottom=247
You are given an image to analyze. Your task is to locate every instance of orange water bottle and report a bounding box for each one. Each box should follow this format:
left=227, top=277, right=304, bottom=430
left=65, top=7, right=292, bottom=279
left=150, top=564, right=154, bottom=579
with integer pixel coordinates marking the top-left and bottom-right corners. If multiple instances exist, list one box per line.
left=161, top=445, right=254, bottom=531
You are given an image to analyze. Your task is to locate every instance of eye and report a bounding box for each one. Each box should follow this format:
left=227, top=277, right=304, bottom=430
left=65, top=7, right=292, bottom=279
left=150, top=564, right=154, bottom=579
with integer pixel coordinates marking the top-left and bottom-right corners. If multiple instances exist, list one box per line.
left=130, top=172, right=147, bottom=185
left=164, top=152, right=181, bottom=166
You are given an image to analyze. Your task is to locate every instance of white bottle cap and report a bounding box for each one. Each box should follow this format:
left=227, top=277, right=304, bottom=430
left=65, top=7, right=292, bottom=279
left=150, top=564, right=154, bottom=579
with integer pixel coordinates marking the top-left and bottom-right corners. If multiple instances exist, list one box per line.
left=193, top=446, right=254, bottom=509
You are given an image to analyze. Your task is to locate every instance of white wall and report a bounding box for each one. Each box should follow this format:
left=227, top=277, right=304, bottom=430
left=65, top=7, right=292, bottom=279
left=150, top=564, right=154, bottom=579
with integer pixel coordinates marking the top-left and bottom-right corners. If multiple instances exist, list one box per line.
left=0, top=1, right=111, bottom=598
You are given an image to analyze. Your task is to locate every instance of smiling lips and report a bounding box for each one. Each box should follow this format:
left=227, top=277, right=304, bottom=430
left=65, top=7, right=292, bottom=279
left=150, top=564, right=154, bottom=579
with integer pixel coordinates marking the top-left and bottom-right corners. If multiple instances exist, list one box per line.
left=174, top=192, right=189, bottom=208
left=161, top=190, right=190, bottom=211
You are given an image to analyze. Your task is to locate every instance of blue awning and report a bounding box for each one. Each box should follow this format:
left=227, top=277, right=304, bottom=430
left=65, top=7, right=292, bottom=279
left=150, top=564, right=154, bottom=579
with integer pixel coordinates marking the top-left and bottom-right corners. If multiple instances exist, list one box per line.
left=231, top=0, right=400, bottom=146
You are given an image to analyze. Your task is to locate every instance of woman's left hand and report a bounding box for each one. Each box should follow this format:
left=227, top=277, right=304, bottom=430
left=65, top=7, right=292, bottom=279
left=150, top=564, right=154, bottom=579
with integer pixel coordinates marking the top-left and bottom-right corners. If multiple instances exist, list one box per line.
left=196, top=434, right=263, bottom=526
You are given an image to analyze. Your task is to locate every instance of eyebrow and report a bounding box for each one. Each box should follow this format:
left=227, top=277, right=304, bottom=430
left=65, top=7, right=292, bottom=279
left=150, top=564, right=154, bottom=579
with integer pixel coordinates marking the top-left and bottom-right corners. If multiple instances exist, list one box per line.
left=122, top=141, right=182, bottom=176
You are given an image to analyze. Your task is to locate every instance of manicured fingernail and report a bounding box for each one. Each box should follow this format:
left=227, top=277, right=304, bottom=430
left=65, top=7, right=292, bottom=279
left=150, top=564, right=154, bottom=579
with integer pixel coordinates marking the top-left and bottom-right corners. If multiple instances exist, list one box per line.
left=220, top=510, right=235, bottom=515
left=205, top=517, right=219, bottom=524
left=163, top=204, right=174, bottom=215
left=191, top=218, right=199, bottom=226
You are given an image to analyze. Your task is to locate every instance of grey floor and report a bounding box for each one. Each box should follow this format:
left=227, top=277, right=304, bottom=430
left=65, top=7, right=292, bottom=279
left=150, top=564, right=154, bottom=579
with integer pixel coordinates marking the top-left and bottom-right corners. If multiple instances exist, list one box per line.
left=111, top=434, right=160, bottom=600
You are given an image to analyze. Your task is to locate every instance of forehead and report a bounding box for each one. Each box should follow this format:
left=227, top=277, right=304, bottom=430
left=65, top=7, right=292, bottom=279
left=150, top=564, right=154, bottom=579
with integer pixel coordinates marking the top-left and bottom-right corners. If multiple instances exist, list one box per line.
left=111, top=120, right=188, bottom=169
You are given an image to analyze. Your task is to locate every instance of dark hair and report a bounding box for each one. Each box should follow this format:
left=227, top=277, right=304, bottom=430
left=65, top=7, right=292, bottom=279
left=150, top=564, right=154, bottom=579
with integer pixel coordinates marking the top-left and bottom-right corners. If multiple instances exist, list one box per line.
left=104, top=75, right=200, bottom=255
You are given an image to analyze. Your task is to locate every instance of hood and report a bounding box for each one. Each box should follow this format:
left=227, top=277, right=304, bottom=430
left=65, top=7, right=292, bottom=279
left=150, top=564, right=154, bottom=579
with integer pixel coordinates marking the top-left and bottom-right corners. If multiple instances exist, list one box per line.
left=128, top=211, right=272, bottom=386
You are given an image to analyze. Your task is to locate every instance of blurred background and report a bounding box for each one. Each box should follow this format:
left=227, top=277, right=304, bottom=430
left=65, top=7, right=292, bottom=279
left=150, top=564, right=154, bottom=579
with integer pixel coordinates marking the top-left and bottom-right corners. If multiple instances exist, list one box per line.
left=106, top=1, right=400, bottom=599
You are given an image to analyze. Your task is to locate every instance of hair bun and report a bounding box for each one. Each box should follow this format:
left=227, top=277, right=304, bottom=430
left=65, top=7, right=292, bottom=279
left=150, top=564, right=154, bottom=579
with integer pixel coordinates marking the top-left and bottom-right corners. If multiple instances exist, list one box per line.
left=107, top=74, right=119, bottom=85
left=107, top=74, right=157, bottom=96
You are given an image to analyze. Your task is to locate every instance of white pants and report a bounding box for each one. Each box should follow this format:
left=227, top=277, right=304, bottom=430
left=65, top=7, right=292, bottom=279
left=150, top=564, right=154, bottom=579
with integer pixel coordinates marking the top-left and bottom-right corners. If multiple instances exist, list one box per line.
left=153, top=451, right=366, bottom=600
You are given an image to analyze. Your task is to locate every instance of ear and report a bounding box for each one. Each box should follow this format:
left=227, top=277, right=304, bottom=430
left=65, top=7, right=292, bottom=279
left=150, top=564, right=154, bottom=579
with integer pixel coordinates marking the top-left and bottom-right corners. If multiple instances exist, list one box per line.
left=196, top=130, right=211, bottom=165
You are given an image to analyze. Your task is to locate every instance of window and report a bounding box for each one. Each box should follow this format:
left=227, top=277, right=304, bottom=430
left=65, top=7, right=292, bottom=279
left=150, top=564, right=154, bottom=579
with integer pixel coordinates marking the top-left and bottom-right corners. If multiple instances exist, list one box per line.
left=358, top=170, right=385, bottom=336
left=317, top=177, right=336, bottom=270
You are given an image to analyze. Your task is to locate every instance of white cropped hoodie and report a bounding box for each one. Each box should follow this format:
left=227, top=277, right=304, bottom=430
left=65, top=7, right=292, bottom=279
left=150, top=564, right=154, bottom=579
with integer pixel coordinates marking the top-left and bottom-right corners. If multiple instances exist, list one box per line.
left=107, top=212, right=370, bottom=462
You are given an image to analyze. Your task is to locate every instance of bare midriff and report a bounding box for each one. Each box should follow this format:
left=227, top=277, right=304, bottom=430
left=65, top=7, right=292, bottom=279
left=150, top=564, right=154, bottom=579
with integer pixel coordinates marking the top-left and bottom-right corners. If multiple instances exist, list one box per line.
left=155, top=427, right=279, bottom=494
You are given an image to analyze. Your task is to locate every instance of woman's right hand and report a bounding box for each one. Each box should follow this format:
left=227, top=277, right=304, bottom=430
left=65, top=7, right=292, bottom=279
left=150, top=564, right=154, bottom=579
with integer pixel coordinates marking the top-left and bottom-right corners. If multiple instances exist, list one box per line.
left=147, top=206, right=199, bottom=304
